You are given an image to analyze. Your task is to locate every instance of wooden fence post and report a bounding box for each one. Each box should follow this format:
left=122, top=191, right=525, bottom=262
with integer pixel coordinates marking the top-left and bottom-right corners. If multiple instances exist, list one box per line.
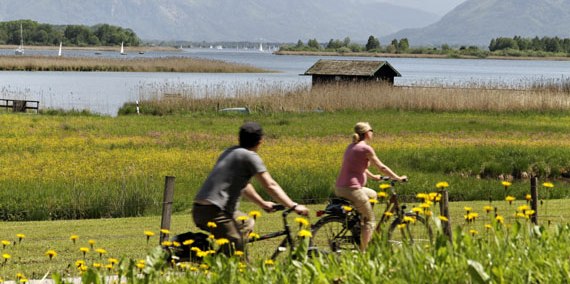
left=160, top=176, right=175, bottom=244
left=439, top=190, right=453, bottom=242
left=530, top=176, right=538, bottom=225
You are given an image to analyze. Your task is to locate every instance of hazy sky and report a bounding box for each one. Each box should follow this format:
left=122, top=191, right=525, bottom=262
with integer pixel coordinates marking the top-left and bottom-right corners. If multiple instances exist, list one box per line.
left=378, top=0, right=468, bottom=15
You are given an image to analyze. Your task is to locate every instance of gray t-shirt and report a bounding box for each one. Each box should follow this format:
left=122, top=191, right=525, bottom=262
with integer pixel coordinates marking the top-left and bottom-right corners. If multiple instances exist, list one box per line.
left=194, top=146, right=267, bottom=213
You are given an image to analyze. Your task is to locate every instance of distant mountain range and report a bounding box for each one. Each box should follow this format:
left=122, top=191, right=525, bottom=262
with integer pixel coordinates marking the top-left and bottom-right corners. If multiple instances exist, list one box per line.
left=1, top=0, right=569, bottom=46
left=386, top=0, right=570, bottom=46
left=0, top=0, right=438, bottom=42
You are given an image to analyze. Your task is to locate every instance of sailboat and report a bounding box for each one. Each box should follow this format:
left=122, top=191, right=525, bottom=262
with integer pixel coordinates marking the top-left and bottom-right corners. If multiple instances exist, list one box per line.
left=258, top=43, right=263, bottom=52
left=58, top=42, right=62, bottom=57
left=15, top=24, right=24, bottom=55
left=120, top=42, right=127, bottom=55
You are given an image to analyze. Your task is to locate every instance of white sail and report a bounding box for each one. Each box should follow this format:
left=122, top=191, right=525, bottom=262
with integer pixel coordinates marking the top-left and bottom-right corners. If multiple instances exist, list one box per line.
left=58, top=42, right=62, bottom=56
left=15, top=24, right=24, bottom=55
left=120, top=42, right=126, bottom=55
left=259, top=43, right=263, bottom=52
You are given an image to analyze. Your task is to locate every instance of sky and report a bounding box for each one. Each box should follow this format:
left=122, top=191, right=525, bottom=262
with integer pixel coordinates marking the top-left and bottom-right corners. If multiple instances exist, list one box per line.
left=378, top=0, right=468, bottom=16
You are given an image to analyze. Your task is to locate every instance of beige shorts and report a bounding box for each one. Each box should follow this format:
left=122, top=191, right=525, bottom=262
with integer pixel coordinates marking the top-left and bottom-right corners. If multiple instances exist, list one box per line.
left=335, top=187, right=377, bottom=231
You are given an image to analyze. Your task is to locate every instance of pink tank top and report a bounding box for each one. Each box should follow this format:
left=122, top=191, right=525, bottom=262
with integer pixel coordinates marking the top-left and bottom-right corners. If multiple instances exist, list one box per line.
left=336, top=142, right=374, bottom=189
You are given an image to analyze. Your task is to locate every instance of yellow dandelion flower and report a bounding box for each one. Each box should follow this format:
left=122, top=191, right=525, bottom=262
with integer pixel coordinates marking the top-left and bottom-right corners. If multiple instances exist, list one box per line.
left=93, top=263, right=102, bottom=269
left=342, top=206, right=353, bottom=212
left=196, top=251, right=209, bottom=258
left=136, top=263, right=145, bottom=269
left=215, top=238, right=230, bottom=246
left=70, top=235, right=79, bottom=243
left=207, top=222, right=217, bottom=228
left=16, top=273, right=25, bottom=279
left=235, top=251, right=244, bottom=257
left=264, top=259, right=275, bottom=266
left=369, top=198, right=378, bottom=204
left=249, top=232, right=260, bottom=239
left=208, top=235, right=215, bottom=240
left=379, top=184, right=391, bottom=190
left=420, top=203, right=431, bottom=209
left=295, top=217, right=310, bottom=227
left=172, top=241, right=180, bottom=247
left=3, top=253, right=11, bottom=260
left=469, top=229, right=478, bottom=236
left=384, top=212, right=394, bottom=217
left=1, top=240, right=10, bottom=248
left=190, top=247, right=201, bottom=252
left=501, top=181, right=512, bottom=188
left=416, top=193, right=428, bottom=200
left=249, top=211, right=262, bottom=219
left=485, top=224, right=492, bottom=230
left=105, top=264, right=113, bottom=271
left=75, top=260, right=86, bottom=268
left=424, top=210, right=433, bottom=217
left=298, top=230, right=313, bottom=238
left=236, top=216, right=249, bottom=223
left=505, top=196, right=516, bottom=205
left=88, top=240, right=96, bottom=248
left=495, top=215, right=505, bottom=224
left=483, top=205, right=493, bottom=213
left=108, top=258, right=119, bottom=265
left=144, top=231, right=155, bottom=237
left=161, top=241, right=172, bottom=247
left=543, top=182, right=554, bottom=188
left=436, top=181, right=449, bottom=189
left=160, top=229, right=170, bottom=234
left=20, top=278, right=28, bottom=284
left=377, top=191, right=388, bottom=198
left=525, top=194, right=532, bottom=201
left=412, top=207, right=422, bottom=214
left=517, top=205, right=530, bottom=212
left=16, top=233, right=25, bottom=241
left=525, top=210, right=535, bottom=216
left=95, top=248, right=107, bottom=257
left=439, top=216, right=448, bottom=222
left=200, top=264, right=209, bottom=270
left=183, top=239, right=195, bottom=246
left=516, top=212, right=527, bottom=218
left=464, top=206, right=472, bottom=212
left=397, top=223, right=407, bottom=229
left=45, top=250, right=57, bottom=260
left=403, top=216, right=416, bottom=223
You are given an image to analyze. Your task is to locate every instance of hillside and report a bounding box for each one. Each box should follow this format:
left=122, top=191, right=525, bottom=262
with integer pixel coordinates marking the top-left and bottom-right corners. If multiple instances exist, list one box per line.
left=0, top=0, right=438, bottom=42
left=385, top=0, right=570, bottom=46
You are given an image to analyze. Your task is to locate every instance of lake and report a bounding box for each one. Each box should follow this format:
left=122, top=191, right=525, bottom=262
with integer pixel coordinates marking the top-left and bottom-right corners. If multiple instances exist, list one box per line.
left=2, top=47, right=570, bottom=116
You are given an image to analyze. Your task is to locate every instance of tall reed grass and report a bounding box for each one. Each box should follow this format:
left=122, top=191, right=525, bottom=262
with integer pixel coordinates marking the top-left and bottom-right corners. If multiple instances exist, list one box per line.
left=124, top=82, right=570, bottom=115
left=0, top=55, right=268, bottom=73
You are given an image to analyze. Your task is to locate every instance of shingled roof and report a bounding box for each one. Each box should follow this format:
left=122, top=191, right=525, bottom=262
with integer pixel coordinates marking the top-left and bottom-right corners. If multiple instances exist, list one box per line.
left=304, top=59, right=401, bottom=77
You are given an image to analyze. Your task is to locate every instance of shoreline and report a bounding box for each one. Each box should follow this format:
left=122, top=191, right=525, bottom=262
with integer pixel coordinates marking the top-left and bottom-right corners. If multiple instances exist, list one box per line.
left=274, top=50, right=570, bottom=61
left=0, top=44, right=180, bottom=53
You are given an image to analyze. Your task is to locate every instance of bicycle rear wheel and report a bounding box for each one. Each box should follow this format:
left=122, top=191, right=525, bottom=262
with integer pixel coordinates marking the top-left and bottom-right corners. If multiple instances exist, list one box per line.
left=310, top=215, right=359, bottom=255
left=387, top=212, right=433, bottom=246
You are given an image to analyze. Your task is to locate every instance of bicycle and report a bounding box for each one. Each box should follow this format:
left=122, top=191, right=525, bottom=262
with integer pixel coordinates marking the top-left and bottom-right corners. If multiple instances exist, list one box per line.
left=310, top=177, right=433, bottom=254
left=168, top=204, right=306, bottom=262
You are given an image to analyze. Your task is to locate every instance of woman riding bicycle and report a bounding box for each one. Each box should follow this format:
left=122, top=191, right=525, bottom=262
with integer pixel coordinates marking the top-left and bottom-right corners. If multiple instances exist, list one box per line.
left=335, top=122, right=407, bottom=251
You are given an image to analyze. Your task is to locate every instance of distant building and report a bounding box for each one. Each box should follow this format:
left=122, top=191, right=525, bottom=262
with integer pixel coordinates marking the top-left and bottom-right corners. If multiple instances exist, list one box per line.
left=303, top=59, right=401, bottom=86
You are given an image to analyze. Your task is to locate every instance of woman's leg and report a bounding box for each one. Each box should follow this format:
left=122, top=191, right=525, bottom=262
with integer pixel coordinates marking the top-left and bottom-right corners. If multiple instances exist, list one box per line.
left=335, top=187, right=376, bottom=251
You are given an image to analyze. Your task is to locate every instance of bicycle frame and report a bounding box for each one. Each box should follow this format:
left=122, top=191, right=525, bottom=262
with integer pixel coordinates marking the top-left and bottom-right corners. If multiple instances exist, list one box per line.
left=246, top=205, right=296, bottom=260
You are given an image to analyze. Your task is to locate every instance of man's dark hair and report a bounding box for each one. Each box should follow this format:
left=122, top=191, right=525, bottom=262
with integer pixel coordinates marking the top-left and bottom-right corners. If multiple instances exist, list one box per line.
left=239, top=122, right=264, bottom=148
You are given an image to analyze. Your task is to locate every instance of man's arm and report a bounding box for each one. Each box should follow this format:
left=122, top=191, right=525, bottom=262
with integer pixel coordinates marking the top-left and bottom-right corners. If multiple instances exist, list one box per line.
left=254, top=172, right=309, bottom=215
left=241, top=183, right=275, bottom=212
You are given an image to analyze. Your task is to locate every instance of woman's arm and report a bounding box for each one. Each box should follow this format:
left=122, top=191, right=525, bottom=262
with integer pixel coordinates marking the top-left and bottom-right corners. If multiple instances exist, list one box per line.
left=368, top=151, right=406, bottom=181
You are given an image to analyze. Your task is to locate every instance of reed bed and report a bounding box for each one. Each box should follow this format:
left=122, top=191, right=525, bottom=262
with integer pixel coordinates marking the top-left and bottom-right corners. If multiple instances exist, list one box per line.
left=128, top=82, right=570, bottom=115
left=0, top=55, right=268, bottom=73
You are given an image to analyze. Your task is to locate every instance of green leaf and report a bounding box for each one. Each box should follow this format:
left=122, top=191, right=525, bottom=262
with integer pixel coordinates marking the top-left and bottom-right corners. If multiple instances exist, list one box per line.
left=468, top=259, right=491, bottom=284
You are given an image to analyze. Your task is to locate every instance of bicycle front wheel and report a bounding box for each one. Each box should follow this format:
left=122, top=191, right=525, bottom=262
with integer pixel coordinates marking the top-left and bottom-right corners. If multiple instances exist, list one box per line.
left=310, top=216, right=359, bottom=255
left=387, top=213, right=433, bottom=246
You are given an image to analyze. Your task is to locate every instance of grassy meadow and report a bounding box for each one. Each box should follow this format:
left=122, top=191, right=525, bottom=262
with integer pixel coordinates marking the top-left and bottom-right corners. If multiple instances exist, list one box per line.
left=1, top=82, right=570, bottom=282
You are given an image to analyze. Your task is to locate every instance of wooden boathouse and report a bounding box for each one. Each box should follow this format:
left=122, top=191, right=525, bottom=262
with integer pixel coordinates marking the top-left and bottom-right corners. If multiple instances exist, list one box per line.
left=303, top=59, right=401, bottom=86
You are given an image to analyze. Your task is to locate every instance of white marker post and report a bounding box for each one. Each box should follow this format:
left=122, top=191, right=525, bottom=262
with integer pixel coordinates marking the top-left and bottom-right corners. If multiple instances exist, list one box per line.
left=136, top=100, right=140, bottom=115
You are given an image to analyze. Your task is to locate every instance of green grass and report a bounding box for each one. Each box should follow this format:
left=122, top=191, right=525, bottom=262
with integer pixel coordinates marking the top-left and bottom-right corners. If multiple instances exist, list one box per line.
left=0, top=199, right=567, bottom=281
left=1, top=110, right=570, bottom=221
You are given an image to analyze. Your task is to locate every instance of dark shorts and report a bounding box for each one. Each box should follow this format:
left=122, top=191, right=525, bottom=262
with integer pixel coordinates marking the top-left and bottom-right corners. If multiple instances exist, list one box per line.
left=192, top=204, right=252, bottom=255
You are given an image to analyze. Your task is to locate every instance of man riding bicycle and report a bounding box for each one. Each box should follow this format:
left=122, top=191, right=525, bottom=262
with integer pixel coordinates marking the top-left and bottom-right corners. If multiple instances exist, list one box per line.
left=192, top=122, right=309, bottom=255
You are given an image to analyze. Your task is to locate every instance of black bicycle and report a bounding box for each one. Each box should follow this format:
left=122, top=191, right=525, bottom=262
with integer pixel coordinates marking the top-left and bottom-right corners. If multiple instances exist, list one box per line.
left=310, top=178, right=433, bottom=254
left=168, top=204, right=302, bottom=262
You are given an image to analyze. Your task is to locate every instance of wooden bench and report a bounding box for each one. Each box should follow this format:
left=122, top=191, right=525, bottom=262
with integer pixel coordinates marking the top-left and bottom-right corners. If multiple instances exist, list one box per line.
left=0, top=99, right=39, bottom=113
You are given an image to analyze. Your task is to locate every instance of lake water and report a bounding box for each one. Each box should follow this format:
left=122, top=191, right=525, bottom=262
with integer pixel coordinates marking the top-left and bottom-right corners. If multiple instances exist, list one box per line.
left=2, top=47, right=570, bottom=116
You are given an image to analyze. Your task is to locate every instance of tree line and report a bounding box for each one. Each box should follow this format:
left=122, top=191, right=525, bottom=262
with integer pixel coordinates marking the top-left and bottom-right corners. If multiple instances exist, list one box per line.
left=0, top=20, right=140, bottom=47
left=489, top=36, right=570, bottom=53
left=283, top=35, right=410, bottom=54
